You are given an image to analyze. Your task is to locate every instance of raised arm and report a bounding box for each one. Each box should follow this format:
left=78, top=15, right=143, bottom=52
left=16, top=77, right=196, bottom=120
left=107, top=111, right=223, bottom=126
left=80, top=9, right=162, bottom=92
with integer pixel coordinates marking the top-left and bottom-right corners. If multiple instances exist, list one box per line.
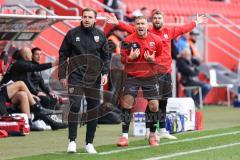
left=13, top=60, right=55, bottom=73
left=170, top=14, right=208, bottom=39
left=106, top=14, right=135, bottom=34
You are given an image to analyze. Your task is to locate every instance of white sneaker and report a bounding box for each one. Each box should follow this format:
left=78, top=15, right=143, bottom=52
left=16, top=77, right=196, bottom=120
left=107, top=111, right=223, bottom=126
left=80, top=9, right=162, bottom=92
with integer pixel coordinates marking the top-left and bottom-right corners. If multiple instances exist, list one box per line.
left=67, top=141, right=76, bottom=153
left=39, top=120, right=51, bottom=130
left=159, top=130, right=177, bottom=140
left=32, top=120, right=45, bottom=130
left=85, top=143, right=97, bottom=154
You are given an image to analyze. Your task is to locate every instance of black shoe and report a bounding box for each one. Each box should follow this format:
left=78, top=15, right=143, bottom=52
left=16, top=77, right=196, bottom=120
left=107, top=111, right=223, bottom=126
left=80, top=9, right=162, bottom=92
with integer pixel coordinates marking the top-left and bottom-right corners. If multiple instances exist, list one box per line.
left=32, top=103, right=53, bottom=117
left=50, top=121, right=68, bottom=130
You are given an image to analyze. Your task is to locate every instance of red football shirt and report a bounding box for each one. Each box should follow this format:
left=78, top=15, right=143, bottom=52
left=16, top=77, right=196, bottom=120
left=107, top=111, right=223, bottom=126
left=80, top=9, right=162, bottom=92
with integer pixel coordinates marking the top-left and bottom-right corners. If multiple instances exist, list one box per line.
left=121, top=32, right=162, bottom=77
left=118, top=21, right=196, bottom=74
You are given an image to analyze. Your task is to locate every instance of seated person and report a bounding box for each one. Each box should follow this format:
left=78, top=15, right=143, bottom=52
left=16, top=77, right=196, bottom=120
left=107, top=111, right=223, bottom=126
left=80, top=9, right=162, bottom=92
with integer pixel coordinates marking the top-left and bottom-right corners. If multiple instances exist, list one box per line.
left=0, top=81, right=55, bottom=131
left=1, top=48, right=67, bottom=130
left=1, top=47, right=58, bottom=96
left=175, top=33, right=190, bottom=55
left=177, top=47, right=211, bottom=106
left=31, top=47, right=59, bottom=110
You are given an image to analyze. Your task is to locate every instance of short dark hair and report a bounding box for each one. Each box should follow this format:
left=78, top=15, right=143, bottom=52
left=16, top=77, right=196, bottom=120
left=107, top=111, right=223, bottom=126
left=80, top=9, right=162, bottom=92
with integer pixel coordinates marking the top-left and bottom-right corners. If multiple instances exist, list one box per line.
left=12, top=49, right=21, bottom=60
left=82, top=8, right=97, bottom=18
left=31, top=47, right=41, bottom=55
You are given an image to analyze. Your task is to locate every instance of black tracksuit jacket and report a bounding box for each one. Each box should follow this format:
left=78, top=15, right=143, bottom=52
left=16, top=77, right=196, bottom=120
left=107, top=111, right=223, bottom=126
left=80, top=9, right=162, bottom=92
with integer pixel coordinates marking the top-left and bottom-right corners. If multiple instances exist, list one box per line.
left=58, top=26, right=110, bottom=86
left=1, top=59, right=52, bottom=95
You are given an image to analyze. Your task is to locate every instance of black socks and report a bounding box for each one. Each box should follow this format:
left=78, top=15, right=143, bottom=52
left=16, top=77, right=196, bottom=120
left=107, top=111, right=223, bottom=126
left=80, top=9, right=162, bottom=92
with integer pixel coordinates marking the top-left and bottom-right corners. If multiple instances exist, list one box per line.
left=121, top=108, right=131, bottom=133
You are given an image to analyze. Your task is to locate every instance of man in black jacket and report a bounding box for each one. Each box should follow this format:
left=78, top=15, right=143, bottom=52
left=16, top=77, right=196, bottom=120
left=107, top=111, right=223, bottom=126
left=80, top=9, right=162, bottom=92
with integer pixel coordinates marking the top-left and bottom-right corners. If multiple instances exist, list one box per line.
left=31, top=47, right=59, bottom=110
left=1, top=47, right=57, bottom=94
left=59, top=8, right=110, bottom=154
left=177, top=48, right=211, bottom=106
left=1, top=47, right=67, bottom=130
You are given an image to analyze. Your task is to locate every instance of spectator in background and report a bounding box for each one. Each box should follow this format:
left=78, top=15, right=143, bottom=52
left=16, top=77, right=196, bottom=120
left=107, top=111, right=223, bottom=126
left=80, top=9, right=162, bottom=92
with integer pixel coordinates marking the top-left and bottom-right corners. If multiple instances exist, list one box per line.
left=189, top=31, right=202, bottom=62
left=171, top=39, right=180, bottom=60
left=177, top=47, right=211, bottom=107
left=175, top=32, right=191, bottom=57
left=31, top=47, right=59, bottom=110
left=176, top=31, right=202, bottom=64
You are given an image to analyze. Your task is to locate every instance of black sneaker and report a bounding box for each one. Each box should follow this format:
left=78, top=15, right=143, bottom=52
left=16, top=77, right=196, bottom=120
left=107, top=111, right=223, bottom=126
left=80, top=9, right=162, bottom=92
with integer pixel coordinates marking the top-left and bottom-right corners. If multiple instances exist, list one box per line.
left=32, top=103, right=53, bottom=117
left=50, top=121, right=68, bottom=130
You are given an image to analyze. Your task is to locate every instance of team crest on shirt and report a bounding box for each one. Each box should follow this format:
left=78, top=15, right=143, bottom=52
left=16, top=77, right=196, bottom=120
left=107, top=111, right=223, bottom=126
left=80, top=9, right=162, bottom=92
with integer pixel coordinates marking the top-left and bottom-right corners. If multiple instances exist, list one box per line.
left=69, top=87, right=74, bottom=94
left=94, top=36, right=100, bottom=43
left=76, top=37, right=80, bottom=42
left=149, top=41, right=155, bottom=47
left=163, top=34, right=169, bottom=39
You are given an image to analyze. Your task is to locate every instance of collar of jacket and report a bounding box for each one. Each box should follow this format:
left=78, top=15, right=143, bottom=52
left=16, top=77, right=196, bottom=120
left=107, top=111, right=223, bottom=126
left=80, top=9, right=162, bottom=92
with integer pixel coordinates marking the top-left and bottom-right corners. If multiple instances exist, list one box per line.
left=81, top=25, right=95, bottom=32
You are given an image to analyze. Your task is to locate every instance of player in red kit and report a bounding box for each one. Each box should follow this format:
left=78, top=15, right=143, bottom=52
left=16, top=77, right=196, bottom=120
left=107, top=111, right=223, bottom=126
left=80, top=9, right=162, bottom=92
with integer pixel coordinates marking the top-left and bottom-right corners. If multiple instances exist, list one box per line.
left=107, top=10, right=207, bottom=140
left=116, top=16, right=163, bottom=147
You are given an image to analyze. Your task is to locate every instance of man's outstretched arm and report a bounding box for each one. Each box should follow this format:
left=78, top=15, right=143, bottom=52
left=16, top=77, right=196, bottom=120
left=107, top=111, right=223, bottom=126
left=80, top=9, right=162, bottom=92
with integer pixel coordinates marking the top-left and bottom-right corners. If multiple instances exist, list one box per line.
left=106, top=14, right=135, bottom=34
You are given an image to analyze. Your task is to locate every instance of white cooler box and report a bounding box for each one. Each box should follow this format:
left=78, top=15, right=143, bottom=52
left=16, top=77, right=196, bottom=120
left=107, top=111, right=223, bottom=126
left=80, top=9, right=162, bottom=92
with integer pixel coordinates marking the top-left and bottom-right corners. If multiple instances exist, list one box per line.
left=166, top=97, right=196, bottom=131
left=133, top=112, right=146, bottom=136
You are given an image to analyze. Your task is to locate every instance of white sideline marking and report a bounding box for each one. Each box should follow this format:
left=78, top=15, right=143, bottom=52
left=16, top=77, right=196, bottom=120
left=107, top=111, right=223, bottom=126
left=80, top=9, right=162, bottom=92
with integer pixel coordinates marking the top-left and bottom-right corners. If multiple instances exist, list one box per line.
left=142, top=142, right=240, bottom=160
left=98, top=130, right=240, bottom=155
left=50, top=152, right=91, bottom=155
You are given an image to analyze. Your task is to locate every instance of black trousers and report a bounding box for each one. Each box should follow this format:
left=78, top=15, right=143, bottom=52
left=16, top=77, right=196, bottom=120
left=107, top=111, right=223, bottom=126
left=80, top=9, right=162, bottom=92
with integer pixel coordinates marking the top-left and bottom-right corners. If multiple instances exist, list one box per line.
left=68, top=84, right=100, bottom=144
